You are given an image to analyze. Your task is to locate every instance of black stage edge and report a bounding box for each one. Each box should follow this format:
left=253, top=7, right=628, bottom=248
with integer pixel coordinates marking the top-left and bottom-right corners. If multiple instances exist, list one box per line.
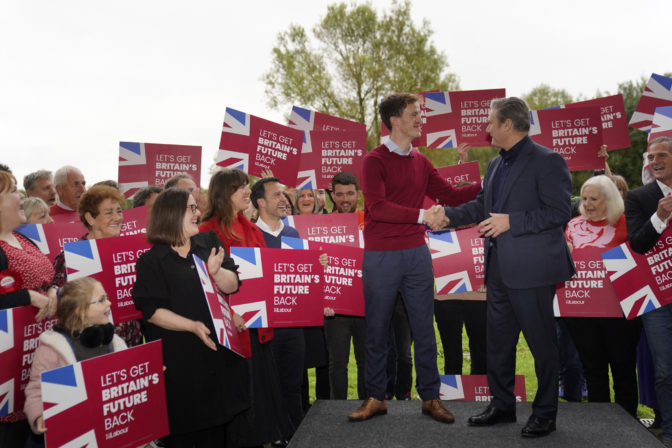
left=289, top=400, right=663, bottom=447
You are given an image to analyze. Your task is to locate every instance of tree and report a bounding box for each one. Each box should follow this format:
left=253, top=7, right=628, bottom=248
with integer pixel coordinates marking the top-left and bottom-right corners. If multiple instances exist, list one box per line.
left=521, top=84, right=574, bottom=110
left=263, top=0, right=459, bottom=149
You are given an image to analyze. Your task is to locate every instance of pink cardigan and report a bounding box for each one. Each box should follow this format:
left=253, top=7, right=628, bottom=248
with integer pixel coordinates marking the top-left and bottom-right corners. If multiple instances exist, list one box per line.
left=23, top=330, right=126, bottom=432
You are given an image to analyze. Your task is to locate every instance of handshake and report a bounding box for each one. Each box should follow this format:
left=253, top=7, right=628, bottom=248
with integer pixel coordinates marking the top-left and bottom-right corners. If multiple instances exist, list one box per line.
left=423, top=205, right=450, bottom=231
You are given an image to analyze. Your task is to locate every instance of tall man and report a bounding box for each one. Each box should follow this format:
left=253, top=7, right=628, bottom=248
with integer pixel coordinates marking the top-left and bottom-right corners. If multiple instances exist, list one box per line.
left=326, top=171, right=366, bottom=399
left=625, top=136, right=672, bottom=446
left=50, top=165, right=86, bottom=218
left=23, top=170, right=56, bottom=206
left=165, top=173, right=207, bottom=214
left=443, top=97, right=575, bottom=437
left=348, top=93, right=479, bottom=423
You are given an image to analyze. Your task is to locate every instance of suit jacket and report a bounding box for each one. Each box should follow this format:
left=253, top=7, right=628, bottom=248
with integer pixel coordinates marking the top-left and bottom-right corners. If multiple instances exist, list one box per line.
left=444, top=137, right=575, bottom=289
left=625, top=181, right=665, bottom=254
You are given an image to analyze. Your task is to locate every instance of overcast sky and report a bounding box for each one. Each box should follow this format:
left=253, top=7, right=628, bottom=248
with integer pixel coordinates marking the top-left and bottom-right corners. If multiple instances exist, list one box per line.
left=2, top=0, right=670, bottom=188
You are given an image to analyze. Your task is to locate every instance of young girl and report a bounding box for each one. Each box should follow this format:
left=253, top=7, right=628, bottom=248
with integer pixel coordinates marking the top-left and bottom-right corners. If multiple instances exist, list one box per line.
left=24, top=277, right=127, bottom=446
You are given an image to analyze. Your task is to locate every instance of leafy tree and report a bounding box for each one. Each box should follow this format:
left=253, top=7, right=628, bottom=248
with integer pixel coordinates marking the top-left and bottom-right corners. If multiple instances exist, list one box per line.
left=263, top=0, right=459, bottom=149
left=521, top=84, right=574, bottom=110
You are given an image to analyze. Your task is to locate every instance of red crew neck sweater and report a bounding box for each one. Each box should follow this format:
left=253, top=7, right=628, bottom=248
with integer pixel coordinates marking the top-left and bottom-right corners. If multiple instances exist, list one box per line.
left=362, top=144, right=480, bottom=251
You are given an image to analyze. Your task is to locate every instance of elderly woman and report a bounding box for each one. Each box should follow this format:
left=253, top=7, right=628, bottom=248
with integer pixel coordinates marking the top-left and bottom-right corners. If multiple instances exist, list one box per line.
left=23, top=197, right=54, bottom=224
left=564, top=175, right=641, bottom=417
left=133, top=188, right=248, bottom=447
left=0, top=171, right=56, bottom=445
left=52, top=185, right=142, bottom=346
left=24, top=277, right=126, bottom=447
left=199, top=168, right=292, bottom=446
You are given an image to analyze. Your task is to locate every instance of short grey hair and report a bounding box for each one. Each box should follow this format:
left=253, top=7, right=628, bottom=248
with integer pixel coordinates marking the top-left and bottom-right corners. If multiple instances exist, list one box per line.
left=649, top=136, right=672, bottom=152
left=164, top=173, right=194, bottom=190
left=490, top=97, right=531, bottom=133
left=293, top=189, right=321, bottom=214
left=579, top=175, right=624, bottom=225
left=53, top=166, right=82, bottom=187
left=23, top=170, right=52, bottom=192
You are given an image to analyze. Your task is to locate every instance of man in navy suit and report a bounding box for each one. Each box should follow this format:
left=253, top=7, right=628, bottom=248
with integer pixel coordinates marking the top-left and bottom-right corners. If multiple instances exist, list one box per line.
left=625, top=136, right=672, bottom=447
left=443, top=97, right=575, bottom=437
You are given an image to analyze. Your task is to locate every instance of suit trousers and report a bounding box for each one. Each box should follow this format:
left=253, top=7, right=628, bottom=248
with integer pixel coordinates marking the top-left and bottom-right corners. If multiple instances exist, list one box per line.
left=486, top=246, right=558, bottom=420
left=363, top=245, right=440, bottom=401
left=324, top=315, right=366, bottom=399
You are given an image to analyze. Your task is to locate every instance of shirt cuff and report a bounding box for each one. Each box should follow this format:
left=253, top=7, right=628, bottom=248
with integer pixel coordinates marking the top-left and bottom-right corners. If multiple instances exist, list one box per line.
left=418, top=209, right=424, bottom=224
left=650, top=212, right=668, bottom=234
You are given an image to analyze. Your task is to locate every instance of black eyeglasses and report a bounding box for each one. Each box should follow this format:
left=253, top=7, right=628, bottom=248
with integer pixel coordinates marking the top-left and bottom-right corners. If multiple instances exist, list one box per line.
left=186, top=204, right=199, bottom=214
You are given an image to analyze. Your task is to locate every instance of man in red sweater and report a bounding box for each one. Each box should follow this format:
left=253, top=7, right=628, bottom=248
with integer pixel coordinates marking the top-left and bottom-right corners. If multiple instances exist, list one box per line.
left=348, top=93, right=480, bottom=423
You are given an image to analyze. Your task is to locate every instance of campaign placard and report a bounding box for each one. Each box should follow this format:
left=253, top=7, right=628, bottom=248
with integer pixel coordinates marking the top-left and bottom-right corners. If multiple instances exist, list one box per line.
left=650, top=106, right=672, bottom=140
left=118, top=141, right=202, bottom=198
left=229, top=247, right=324, bottom=327
left=447, top=88, right=506, bottom=147
left=429, top=226, right=485, bottom=295
left=601, top=228, right=672, bottom=319
left=289, top=106, right=366, bottom=133
left=0, top=306, right=58, bottom=417
left=42, top=341, right=168, bottom=448
left=118, top=206, right=149, bottom=237
left=64, top=234, right=151, bottom=323
left=217, top=107, right=303, bottom=185
left=529, top=106, right=604, bottom=171
left=192, top=255, right=245, bottom=357
left=295, top=129, right=367, bottom=190
left=554, top=248, right=623, bottom=317
left=281, top=237, right=364, bottom=316
left=284, top=213, right=362, bottom=248
left=563, top=94, right=631, bottom=150
left=423, top=161, right=481, bottom=208
left=439, top=375, right=526, bottom=402
left=629, top=73, right=672, bottom=132
left=15, top=221, right=88, bottom=263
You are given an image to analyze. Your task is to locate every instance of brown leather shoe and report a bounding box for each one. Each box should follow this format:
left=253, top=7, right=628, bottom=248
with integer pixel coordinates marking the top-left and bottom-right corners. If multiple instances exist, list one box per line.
left=348, top=397, right=387, bottom=421
left=421, top=399, right=455, bottom=423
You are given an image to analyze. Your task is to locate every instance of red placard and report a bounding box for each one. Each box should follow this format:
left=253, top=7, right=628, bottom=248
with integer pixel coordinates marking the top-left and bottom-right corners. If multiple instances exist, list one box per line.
left=554, top=248, right=623, bottom=317
left=217, top=107, right=303, bottom=185
left=229, top=247, right=324, bottom=327
left=285, top=213, right=362, bottom=248
left=288, top=106, right=366, bottom=134
left=423, top=161, right=481, bottom=208
left=601, top=228, right=672, bottom=319
left=281, top=237, right=364, bottom=317
left=15, top=221, right=87, bottom=263
left=529, top=107, right=604, bottom=171
left=118, top=206, right=148, bottom=237
left=192, top=255, right=245, bottom=357
left=42, top=341, right=168, bottom=448
left=440, top=375, right=526, bottom=402
left=118, top=141, right=202, bottom=198
left=296, top=129, right=367, bottom=190
left=564, top=95, right=631, bottom=150
left=64, top=234, right=151, bottom=323
left=0, top=306, right=58, bottom=418
left=429, top=227, right=485, bottom=295
left=449, top=89, right=505, bottom=146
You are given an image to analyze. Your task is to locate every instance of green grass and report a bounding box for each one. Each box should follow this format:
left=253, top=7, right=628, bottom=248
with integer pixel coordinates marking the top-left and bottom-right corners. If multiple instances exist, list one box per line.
left=306, top=323, right=654, bottom=419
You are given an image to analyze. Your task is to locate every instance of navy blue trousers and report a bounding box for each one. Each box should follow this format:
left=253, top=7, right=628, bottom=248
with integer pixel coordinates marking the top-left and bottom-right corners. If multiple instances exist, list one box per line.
left=362, top=245, right=440, bottom=401
left=486, top=247, right=559, bottom=420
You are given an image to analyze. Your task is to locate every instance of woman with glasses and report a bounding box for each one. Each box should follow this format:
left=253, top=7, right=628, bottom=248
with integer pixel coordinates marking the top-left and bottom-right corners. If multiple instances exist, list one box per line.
left=133, top=188, right=248, bottom=447
left=24, top=277, right=127, bottom=448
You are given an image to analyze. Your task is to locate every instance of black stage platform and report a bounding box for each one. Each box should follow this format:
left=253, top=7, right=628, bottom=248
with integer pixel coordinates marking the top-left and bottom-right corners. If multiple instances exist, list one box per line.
left=289, top=400, right=663, bottom=447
